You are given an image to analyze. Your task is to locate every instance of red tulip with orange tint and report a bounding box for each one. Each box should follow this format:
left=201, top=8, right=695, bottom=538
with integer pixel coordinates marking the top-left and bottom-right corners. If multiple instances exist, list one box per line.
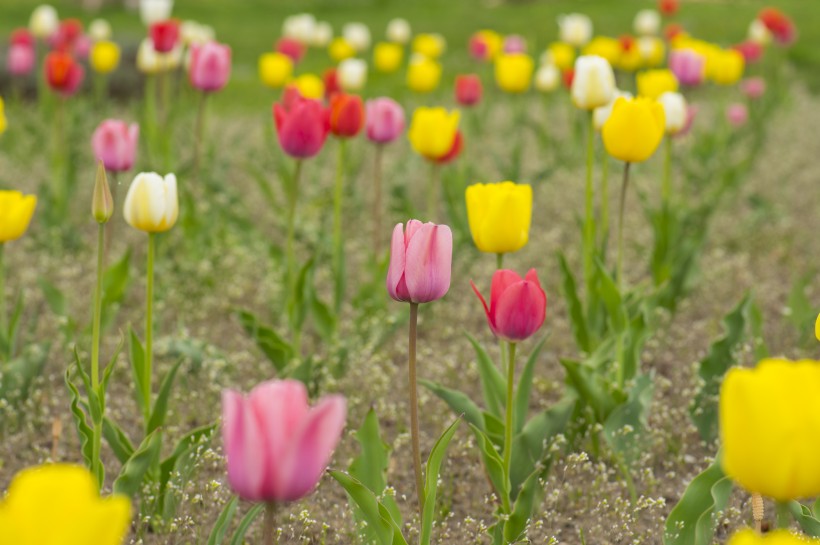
left=329, top=94, right=365, bottom=138
left=45, top=51, right=84, bottom=96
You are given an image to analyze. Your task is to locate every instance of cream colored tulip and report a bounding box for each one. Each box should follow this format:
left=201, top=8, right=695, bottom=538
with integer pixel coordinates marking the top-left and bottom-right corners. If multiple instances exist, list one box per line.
left=657, top=92, right=687, bottom=135
left=633, top=9, right=661, bottom=36
left=338, top=58, right=368, bottom=91
left=386, top=18, right=411, bottom=44
left=558, top=13, right=592, bottom=47
left=594, top=90, right=632, bottom=131
left=88, top=19, right=112, bottom=42
left=343, top=22, right=371, bottom=52
left=29, top=5, right=58, bottom=39
left=571, top=55, right=615, bottom=110
left=534, top=63, right=560, bottom=93
left=123, top=173, right=178, bottom=233
left=282, top=13, right=316, bottom=44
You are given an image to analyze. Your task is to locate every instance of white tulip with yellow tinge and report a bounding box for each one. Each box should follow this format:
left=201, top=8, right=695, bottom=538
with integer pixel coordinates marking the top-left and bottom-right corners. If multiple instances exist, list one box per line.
left=571, top=55, right=615, bottom=111
left=123, top=173, right=178, bottom=233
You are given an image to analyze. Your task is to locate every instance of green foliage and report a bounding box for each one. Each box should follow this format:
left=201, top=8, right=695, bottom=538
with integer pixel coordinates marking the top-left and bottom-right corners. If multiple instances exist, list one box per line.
left=663, top=457, right=733, bottom=545
left=206, top=496, right=239, bottom=545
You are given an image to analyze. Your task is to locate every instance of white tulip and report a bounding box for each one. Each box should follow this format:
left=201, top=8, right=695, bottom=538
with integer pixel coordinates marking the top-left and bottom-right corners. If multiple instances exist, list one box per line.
left=338, top=58, right=368, bottom=91
left=137, top=38, right=162, bottom=74
left=343, top=22, right=371, bottom=52
left=89, top=19, right=112, bottom=41
left=386, top=18, right=411, bottom=44
left=283, top=13, right=316, bottom=44
left=571, top=55, right=615, bottom=110
left=633, top=9, right=661, bottom=36
left=558, top=13, right=592, bottom=47
left=657, top=91, right=688, bottom=135
left=124, top=173, right=179, bottom=233
left=534, top=63, right=561, bottom=93
left=29, top=5, right=58, bottom=39
left=311, top=22, right=333, bottom=48
left=140, top=0, right=173, bottom=26
left=748, top=19, right=772, bottom=45
left=593, top=90, right=633, bottom=131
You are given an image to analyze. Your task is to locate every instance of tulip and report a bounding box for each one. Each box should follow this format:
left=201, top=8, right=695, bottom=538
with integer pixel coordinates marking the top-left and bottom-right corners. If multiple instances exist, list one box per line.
left=282, top=13, right=316, bottom=44
left=734, top=41, right=763, bottom=64
left=258, top=52, right=293, bottom=89
left=406, top=55, right=441, bottom=93
left=123, top=172, right=178, bottom=233
left=0, top=464, right=131, bottom=545
left=494, top=53, right=534, bottom=94
left=455, top=74, right=482, bottom=107
left=634, top=9, right=661, bottom=36
left=222, top=379, right=346, bottom=503
left=90, top=40, right=120, bottom=74
left=338, top=58, right=367, bottom=91
left=328, top=38, right=356, bottom=62
left=273, top=94, right=329, bottom=158
left=503, top=34, right=527, bottom=54
left=366, top=97, right=405, bottom=144
left=7, top=43, right=36, bottom=76
left=534, top=64, right=561, bottom=93
left=180, top=20, right=214, bottom=46
left=748, top=19, right=772, bottom=46
left=657, top=92, right=687, bottom=135
left=275, top=37, right=305, bottom=64
left=720, top=358, right=820, bottom=501
left=602, top=97, right=665, bottom=163
left=373, top=42, right=403, bottom=73
left=140, top=0, right=173, bottom=26
left=728, top=530, right=820, bottom=545
left=708, top=49, right=744, bottom=86
left=571, top=55, right=615, bottom=110
left=310, top=22, right=333, bottom=48
left=616, top=36, right=643, bottom=72
left=726, top=103, right=748, bottom=128
left=659, top=0, right=678, bottom=16
left=545, top=42, right=575, bottom=71
left=150, top=20, right=180, bottom=53
left=466, top=182, right=532, bottom=256
left=740, top=77, right=766, bottom=100
left=92, top=120, right=139, bottom=173
left=329, top=93, right=364, bottom=138
left=636, top=69, right=678, bottom=99
left=48, top=18, right=82, bottom=52
left=583, top=36, right=621, bottom=65
left=45, top=51, right=84, bottom=96
left=29, top=5, right=59, bottom=39
left=638, top=36, right=665, bottom=67
left=664, top=23, right=685, bottom=42
left=412, top=33, right=445, bottom=59
left=668, top=48, right=706, bottom=86
left=0, top=190, right=37, bottom=243
left=593, top=89, right=633, bottom=131
left=433, top=131, right=463, bottom=165
left=0, top=98, right=5, bottom=136
left=408, top=107, right=459, bottom=161
left=759, top=8, right=796, bottom=46
left=387, top=220, right=452, bottom=304
left=287, top=74, right=321, bottom=100
left=88, top=19, right=112, bottom=41
left=343, top=22, right=371, bottom=52
left=386, top=18, right=411, bottom=44
left=189, top=41, right=231, bottom=93
left=558, top=13, right=593, bottom=47
left=472, top=269, right=546, bottom=343
left=92, top=161, right=114, bottom=225
left=323, top=68, right=340, bottom=99
left=469, top=30, right=503, bottom=62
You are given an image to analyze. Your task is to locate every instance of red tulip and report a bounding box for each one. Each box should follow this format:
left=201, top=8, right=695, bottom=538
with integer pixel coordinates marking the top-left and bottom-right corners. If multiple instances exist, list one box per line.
left=759, top=8, right=796, bottom=46
left=323, top=67, right=340, bottom=100
left=664, top=23, right=685, bottom=42
left=49, top=18, right=83, bottom=51
left=189, top=41, right=232, bottom=93
left=329, top=93, right=365, bottom=138
left=273, top=93, right=330, bottom=158
left=455, top=74, right=482, bottom=107
left=472, top=269, right=546, bottom=343
left=659, top=0, right=679, bottom=17
left=733, top=41, right=763, bottom=64
left=434, top=130, right=463, bottom=164
left=276, top=37, right=306, bottom=64
left=45, top=51, right=84, bottom=96
left=10, top=29, right=34, bottom=47
left=562, top=68, right=575, bottom=89
left=150, top=20, right=180, bottom=53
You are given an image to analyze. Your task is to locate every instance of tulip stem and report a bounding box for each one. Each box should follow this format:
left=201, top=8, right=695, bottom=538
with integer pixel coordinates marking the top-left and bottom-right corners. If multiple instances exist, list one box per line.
left=333, top=139, right=346, bottom=314
left=286, top=160, right=303, bottom=355
left=143, top=232, right=156, bottom=427
left=408, top=302, right=425, bottom=518
left=372, top=144, right=384, bottom=257
left=496, top=253, right=504, bottom=270
left=502, top=341, right=517, bottom=502
left=662, top=137, right=672, bottom=206
left=583, top=110, right=596, bottom=302
left=600, top=152, right=610, bottom=251
left=263, top=501, right=278, bottom=545
left=776, top=501, right=791, bottom=530
left=193, top=91, right=208, bottom=181
left=90, top=223, right=105, bottom=489
left=427, top=163, right=440, bottom=222
left=617, top=162, right=632, bottom=294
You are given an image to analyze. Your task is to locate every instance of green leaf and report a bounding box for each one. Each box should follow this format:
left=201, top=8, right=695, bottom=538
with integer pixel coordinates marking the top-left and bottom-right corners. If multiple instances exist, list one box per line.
left=206, top=496, right=239, bottom=545
left=310, top=292, right=337, bottom=342
left=288, top=257, right=315, bottom=336
left=113, top=429, right=162, bottom=498
left=514, top=337, right=547, bottom=435
left=595, top=258, right=627, bottom=334
left=420, top=418, right=460, bottom=545
left=102, top=417, right=134, bottom=464
left=147, top=359, right=184, bottom=435
left=420, top=379, right=485, bottom=433
left=466, top=333, right=505, bottom=418
left=469, top=424, right=509, bottom=509
left=504, top=465, right=547, bottom=543
left=65, top=368, right=94, bottom=468
left=663, top=456, right=733, bottom=545
left=99, top=335, right=125, bottom=409
left=560, top=358, right=617, bottom=423
left=0, top=344, right=49, bottom=405
left=558, top=253, right=590, bottom=353
left=129, top=328, right=147, bottom=416
left=158, top=423, right=216, bottom=521
left=228, top=504, right=266, bottom=545
left=329, top=471, right=408, bottom=545
left=602, top=373, right=654, bottom=464
left=789, top=501, right=820, bottom=537
left=236, top=310, right=293, bottom=373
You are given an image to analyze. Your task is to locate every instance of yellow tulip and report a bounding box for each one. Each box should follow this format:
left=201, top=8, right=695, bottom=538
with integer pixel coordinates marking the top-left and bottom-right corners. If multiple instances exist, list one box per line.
left=546, top=42, right=575, bottom=71
left=90, top=40, right=120, bottom=74
left=258, top=52, right=293, bottom=89
left=329, top=37, right=356, bottom=62
left=0, top=464, right=131, bottom=545
left=602, top=97, right=665, bottom=163
left=0, top=190, right=36, bottom=243
left=583, top=36, right=621, bottom=65
left=373, top=42, right=403, bottom=73
left=616, top=44, right=643, bottom=72
left=477, top=29, right=503, bottom=60
left=408, top=107, right=459, bottom=161
left=412, top=33, right=445, bottom=59
left=406, top=56, right=441, bottom=93
left=292, top=73, right=325, bottom=100
left=638, top=36, right=665, bottom=68
left=0, top=97, right=6, bottom=136
left=123, top=172, right=178, bottom=233
left=708, top=48, right=745, bottom=86
left=494, top=53, right=534, bottom=94
left=636, top=69, right=678, bottom=99
left=720, top=358, right=820, bottom=501
left=728, top=530, right=820, bottom=545
left=466, top=182, right=532, bottom=254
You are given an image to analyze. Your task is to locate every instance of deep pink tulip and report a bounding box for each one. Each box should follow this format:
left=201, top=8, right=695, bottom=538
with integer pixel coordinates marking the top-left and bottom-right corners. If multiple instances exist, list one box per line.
left=222, top=379, right=346, bottom=503
left=733, top=41, right=763, bottom=64
left=387, top=220, right=452, bottom=304
left=472, top=269, right=546, bottom=343
left=10, top=29, right=34, bottom=47
left=455, top=74, right=482, bottom=107
left=726, top=103, right=749, bottom=128
left=91, top=120, right=139, bottom=173
left=668, top=48, right=706, bottom=86
left=503, top=34, right=527, bottom=54
left=189, top=41, right=231, bottom=93
left=7, top=43, right=36, bottom=76
left=150, top=20, right=180, bottom=53
left=273, top=94, right=330, bottom=158
left=365, top=97, right=405, bottom=144
left=468, top=33, right=490, bottom=61
left=740, top=77, right=766, bottom=100
left=74, top=35, right=92, bottom=60
left=276, top=37, right=306, bottom=64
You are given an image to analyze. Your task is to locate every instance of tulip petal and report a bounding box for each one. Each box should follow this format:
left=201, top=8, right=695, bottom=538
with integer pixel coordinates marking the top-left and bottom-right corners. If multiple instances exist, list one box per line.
left=222, top=389, right=266, bottom=501
left=386, top=223, right=408, bottom=301
left=489, top=269, right=523, bottom=314
left=493, top=279, right=547, bottom=342
left=470, top=280, right=496, bottom=334
left=404, top=223, right=452, bottom=303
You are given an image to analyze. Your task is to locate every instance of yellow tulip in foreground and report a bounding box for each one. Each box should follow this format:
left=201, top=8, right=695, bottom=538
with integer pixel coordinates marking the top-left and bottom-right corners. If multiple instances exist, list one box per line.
left=602, top=97, right=665, bottom=163
left=636, top=69, right=678, bottom=100
left=373, top=41, right=403, bottom=73
left=0, top=464, right=131, bottom=545
left=258, top=52, right=293, bottom=89
left=728, top=530, right=820, bottom=545
left=0, top=190, right=37, bottom=242
left=406, top=55, right=441, bottom=93
left=408, top=107, right=459, bottom=161
left=720, top=358, right=820, bottom=501
left=494, top=53, right=534, bottom=94
left=466, top=182, right=532, bottom=254
left=90, top=40, right=121, bottom=74
left=123, top=172, right=179, bottom=233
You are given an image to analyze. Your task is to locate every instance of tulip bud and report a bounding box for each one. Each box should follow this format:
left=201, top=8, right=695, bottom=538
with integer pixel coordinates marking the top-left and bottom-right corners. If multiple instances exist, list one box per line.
left=258, top=52, right=293, bottom=89
left=657, top=91, right=687, bottom=135
left=29, top=5, right=58, bottom=39
left=276, top=37, right=306, bottom=64
left=7, top=43, right=35, bottom=77
left=189, top=41, right=231, bottom=93
left=386, top=18, right=411, bottom=44
left=636, top=68, right=678, bottom=99
left=282, top=13, right=316, bottom=45
left=469, top=30, right=502, bottom=62
left=545, top=42, right=575, bottom=71
left=343, top=22, right=371, bottom=52
left=273, top=95, right=330, bottom=158
left=92, top=161, right=114, bottom=224
left=88, top=19, right=112, bottom=41
left=571, top=55, right=615, bottom=110
left=668, top=48, right=706, bottom=86
left=328, top=37, right=356, bottom=62
left=406, top=55, right=441, bottom=93
left=365, top=97, right=405, bottom=144
left=740, top=77, right=766, bottom=100
left=408, top=107, right=459, bottom=161
left=150, top=20, right=180, bottom=53
left=338, top=58, right=367, bottom=91
left=92, top=119, right=139, bottom=173
left=140, top=0, right=173, bottom=26
left=503, top=34, right=527, bottom=54
left=747, top=19, right=772, bottom=45
left=494, top=53, right=534, bottom=94
left=44, top=51, right=85, bottom=96
left=329, top=93, right=365, bottom=138
left=90, top=40, right=121, bottom=74
left=310, top=21, right=333, bottom=48
left=454, top=74, right=482, bottom=107
left=726, top=103, right=748, bottom=128
left=386, top=220, right=452, bottom=304
left=292, top=73, right=325, bottom=100
left=466, top=182, right=532, bottom=254
left=412, top=33, right=446, bottom=59
left=472, top=269, right=547, bottom=343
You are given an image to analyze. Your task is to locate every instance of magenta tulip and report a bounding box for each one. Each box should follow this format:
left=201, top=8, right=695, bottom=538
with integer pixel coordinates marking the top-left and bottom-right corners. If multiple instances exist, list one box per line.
left=7, top=43, right=35, bottom=76
left=91, top=120, right=139, bottom=173
left=189, top=41, right=231, bottom=93
left=273, top=94, right=330, bottom=158
left=387, top=220, right=452, bottom=304
left=221, top=379, right=346, bottom=503
left=668, top=48, right=706, bottom=87
left=365, top=97, right=405, bottom=144
left=472, top=269, right=546, bottom=342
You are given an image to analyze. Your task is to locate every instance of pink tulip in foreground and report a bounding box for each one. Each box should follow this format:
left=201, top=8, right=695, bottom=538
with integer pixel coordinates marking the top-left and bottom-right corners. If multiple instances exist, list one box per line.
left=472, top=269, right=546, bottom=342
left=387, top=220, right=453, bottom=304
left=222, top=379, right=346, bottom=503
left=91, top=120, right=139, bottom=173
left=189, top=41, right=231, bottom=93
left=365, top=97, right=405, bottom=144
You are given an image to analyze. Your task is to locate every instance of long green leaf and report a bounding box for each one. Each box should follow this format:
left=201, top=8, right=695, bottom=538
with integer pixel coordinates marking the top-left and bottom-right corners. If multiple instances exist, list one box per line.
left=420, top=418, right=460, bottom=545
left=788, top=501, right=820, bottom=537
left=228, top=503, right=265, bottom=545
left=236, top=309, right=293, bottom=373
left=65, top=368, right=94, bottom=468
left=129, top=328, right=147, bottom=416
left=504, top=465, right=547, bottom=543
left=329, top=471, right=408, bottom=545
left=147, top=359, right=184, bottom=434
left=113, top=429, right=162, bottom=497
left=420, top=379, right=484, bottom=433
left=102, top=417, right=134, bottom=464
left=207, top=496, right=239, bottom=545
left=466, top=333, right=505, bottom=418
left=469, top=424, right=508, bottom=509
left=558, top=253, right=590, bottom=352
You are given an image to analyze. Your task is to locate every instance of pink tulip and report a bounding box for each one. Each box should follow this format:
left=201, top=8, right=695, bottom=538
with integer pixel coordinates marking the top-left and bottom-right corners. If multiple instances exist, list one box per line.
left=7, top=43, right=36, bottom=76
left=273, top=93, right=330, bottom=158
left=668, top=48, right=706, bottom=86
left=10, top=29, right=34, bottom=47
left=387, top=220, right=452, bottom=304
left=74, top=35, right=92, bottom=59
left=276, top=37, right=306, bottom=64
left=472, top=269, right=546, bottom=343
left=726, top=103, right=748, bottom=128
left=740, top=77, right=766, bottom=100
left=189, top=41, right=231, bottom=93
left=503, top=34, right=527, bottom=54
left=222, top=379, right=346, bottom=503
left=365, top=97, right=405, bottom=144
left=733, top=41, right=763, bottom=64
left=91, top=120, right=139, bottom=172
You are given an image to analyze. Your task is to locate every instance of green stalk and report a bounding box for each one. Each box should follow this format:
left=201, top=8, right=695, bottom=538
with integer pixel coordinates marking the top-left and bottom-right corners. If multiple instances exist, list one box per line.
left=583, top=110, right=596, bottom=300
left=616, top=162, right=632, bottom=294
left=600, top=152, right=609, bottom=251
left=662, top=137, right=672, bottom=206
left=372, top=144, right=384, bottom=256
left=427, top=163, right=440, bottom=222
left=408, top=303, right=425, bottom=518
left=333, top=139, right=346, bottom=313
left=496, top=253, right=504, bottom=270
left=285, top=160, right=303, bottom=355
left=502, top=342, right=517, bottom=496
left=143, top=232, right=156, bottom=427
left=90, top=224, right=105, bottom=488
left=193, top=91, right=208, bottom=182
left=775, top=501, right=791, bottom=530
left=263, top=502, right=278, bottom=545
left=0, top=244, right=6, bottom=346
